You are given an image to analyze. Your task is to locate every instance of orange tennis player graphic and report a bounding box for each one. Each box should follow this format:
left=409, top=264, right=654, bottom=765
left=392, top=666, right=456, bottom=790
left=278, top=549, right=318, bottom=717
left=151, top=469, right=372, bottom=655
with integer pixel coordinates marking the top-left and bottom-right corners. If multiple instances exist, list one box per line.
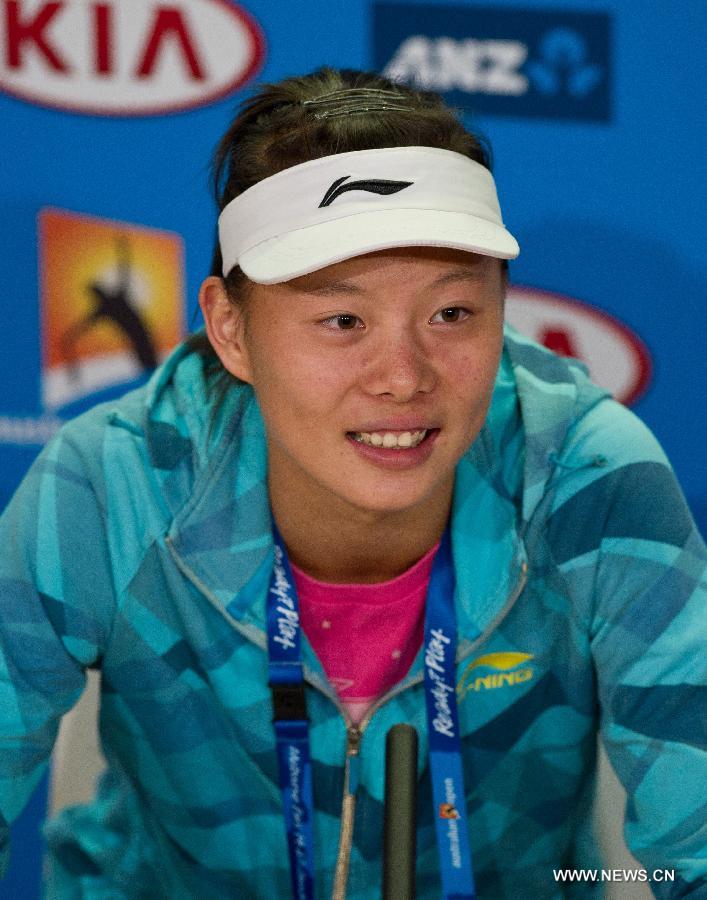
left=40, top=209, right=184, bottom=410
left=439, top=803, right=460, bottom=819
left=61, top=234, right=158, bottom=375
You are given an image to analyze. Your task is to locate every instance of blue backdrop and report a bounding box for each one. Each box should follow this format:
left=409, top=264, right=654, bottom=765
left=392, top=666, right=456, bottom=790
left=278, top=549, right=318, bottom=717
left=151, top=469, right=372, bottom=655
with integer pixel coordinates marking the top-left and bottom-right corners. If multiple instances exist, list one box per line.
left=1, top=1, right=705, bottom=895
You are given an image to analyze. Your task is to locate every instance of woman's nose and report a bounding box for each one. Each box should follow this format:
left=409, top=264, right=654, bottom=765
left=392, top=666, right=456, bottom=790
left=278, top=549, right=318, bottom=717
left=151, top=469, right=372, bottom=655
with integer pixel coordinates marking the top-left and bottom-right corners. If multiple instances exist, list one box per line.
left=360, top=332, right=435, bottom=401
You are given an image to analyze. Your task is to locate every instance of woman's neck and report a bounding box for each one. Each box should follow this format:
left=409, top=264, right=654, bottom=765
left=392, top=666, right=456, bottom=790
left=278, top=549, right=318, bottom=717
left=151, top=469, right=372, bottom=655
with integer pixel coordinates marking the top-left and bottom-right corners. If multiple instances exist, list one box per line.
left=268, top=469, right=453, bottom=584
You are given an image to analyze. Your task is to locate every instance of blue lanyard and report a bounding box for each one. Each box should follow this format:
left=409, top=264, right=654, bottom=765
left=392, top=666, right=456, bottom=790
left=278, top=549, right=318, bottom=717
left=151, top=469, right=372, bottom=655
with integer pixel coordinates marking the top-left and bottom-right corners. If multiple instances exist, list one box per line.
left=267, top=533, right=315, bottom=900
left=266, top=525, right=475, bottom=900
left=423, top=528, right=475, bottom=899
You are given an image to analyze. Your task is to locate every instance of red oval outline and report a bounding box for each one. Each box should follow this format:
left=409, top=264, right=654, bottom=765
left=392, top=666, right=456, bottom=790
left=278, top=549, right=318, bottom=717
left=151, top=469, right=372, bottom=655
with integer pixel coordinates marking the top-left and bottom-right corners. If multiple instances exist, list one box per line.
left=507, top=285, right=653, bottom=406
left=0, top=0, right=266, bottom=117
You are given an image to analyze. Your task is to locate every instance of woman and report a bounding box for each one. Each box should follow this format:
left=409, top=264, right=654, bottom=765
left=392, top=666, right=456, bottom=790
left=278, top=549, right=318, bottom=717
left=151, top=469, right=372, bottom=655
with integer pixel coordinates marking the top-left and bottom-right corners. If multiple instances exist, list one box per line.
left=0, top=68, right=705, bottom=899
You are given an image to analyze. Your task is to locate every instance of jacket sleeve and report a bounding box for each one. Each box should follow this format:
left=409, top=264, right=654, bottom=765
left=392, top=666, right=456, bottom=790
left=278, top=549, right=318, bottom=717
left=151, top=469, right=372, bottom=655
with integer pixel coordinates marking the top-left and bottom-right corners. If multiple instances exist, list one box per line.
left=0, top=428, right=116, bottom=879
left=572, top=401, right=707, bottom=896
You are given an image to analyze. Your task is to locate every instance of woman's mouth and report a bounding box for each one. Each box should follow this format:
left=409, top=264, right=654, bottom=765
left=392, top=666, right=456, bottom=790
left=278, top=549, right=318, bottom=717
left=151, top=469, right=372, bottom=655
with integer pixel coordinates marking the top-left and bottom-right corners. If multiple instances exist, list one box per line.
left=349, top=428, right=429, bottom=449
left=345, top=428, right=439, bottom=469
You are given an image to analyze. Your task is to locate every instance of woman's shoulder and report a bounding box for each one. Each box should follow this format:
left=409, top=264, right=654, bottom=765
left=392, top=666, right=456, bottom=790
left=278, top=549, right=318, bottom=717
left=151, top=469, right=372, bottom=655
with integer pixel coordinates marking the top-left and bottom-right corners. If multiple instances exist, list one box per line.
left=50, top=337, right=231, bottom=473
left=502, top=323, right=665, bottom=469
left=500, top=325, right=692, bottom=552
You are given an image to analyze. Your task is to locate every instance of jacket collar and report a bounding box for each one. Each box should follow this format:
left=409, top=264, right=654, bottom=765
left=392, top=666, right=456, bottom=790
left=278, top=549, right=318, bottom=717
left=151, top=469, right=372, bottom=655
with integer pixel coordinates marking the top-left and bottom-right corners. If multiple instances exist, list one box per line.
left=156, top=327, right=606, bottom=649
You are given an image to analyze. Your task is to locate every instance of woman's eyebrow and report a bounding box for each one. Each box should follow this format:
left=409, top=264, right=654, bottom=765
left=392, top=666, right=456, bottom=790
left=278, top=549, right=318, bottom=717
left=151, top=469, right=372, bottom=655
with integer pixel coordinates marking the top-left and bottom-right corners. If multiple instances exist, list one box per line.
left=299, top=280, right=366, bottom=296
left=431, top=266, right=487, bottom=287
left=290, top=264, right=488, bottom=296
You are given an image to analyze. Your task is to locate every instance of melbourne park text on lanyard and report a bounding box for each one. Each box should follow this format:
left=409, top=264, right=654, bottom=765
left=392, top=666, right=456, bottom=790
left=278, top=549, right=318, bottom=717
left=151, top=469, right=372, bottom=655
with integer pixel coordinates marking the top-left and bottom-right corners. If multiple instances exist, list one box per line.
left=266, top=525, right=475, bottom=900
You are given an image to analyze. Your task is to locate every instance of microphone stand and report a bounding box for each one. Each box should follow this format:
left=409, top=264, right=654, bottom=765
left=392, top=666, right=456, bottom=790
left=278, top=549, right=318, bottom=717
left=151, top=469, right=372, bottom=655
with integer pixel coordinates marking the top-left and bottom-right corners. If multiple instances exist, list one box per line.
left=382, top=723, right=418, bottom=900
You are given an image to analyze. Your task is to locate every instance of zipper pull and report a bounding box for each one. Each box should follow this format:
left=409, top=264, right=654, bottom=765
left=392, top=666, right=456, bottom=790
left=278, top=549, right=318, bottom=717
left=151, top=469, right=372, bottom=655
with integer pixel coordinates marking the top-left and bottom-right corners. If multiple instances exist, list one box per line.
left=345, top=725, right=362, bottom=796
left=332, top=726, right=363, bottom=899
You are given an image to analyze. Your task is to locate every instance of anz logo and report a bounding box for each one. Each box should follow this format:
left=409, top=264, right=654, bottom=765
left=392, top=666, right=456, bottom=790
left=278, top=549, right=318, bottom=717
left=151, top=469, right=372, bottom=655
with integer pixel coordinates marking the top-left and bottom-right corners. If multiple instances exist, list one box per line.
left=384, top=35, right=530, bottom=97
left=527, top=27, right=603, bottom=99
left=375, top=4, right=611, bottom=122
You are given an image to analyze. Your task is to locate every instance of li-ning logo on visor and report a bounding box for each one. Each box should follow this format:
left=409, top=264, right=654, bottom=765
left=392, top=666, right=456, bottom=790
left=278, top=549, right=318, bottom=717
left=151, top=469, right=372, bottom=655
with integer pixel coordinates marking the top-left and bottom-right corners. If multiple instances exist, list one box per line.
left=319, top=176, right=414, bottom=208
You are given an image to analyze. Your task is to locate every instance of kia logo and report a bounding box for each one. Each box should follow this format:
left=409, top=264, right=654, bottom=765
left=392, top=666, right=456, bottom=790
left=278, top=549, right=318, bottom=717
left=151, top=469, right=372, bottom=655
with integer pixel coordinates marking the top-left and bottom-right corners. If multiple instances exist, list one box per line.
left=505, top=286, right=652, bottom=406
left=0, top=0, right=266, bottom=116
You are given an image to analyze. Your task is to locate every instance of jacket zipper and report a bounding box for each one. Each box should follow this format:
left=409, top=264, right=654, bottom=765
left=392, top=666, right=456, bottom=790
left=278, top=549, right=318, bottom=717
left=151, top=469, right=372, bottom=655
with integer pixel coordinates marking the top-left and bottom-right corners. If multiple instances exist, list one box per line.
left=328, top=557, right=528, bottom=900
left=331, top=725, right=362, bottom=900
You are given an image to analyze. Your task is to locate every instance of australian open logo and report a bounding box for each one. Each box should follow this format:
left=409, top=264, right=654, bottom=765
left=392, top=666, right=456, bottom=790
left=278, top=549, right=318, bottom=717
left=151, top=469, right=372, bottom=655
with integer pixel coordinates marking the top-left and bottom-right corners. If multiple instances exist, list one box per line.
left=39, top=208, right=184, bottom=415
left=374, top=4, right=611, bottom=122
left=439, top=802, right=459, bottom=820
left=425, top=628, right=456, bottom=738
left=441, top=776, right=463, bottom=869
left=271, top=545, right=299, bottom=651
left=0, top=208, right=184, bottom=448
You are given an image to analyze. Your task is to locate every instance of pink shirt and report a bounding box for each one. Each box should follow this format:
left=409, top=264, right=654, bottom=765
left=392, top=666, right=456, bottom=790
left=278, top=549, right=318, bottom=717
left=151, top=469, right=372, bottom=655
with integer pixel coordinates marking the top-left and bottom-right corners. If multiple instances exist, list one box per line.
left=291, top=543, right=438, bottom=724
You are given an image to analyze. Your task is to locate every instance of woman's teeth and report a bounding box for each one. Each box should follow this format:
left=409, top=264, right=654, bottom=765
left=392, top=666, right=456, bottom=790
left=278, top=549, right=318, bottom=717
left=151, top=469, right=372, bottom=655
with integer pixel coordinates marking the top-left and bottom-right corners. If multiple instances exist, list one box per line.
left=351, top=429, right=428, bottom=449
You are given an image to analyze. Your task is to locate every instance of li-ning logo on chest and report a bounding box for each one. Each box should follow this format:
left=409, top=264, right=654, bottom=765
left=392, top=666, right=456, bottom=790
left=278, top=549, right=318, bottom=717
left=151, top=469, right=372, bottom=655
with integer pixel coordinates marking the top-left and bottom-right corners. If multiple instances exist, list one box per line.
left=319, top=176, right=414, bottom=207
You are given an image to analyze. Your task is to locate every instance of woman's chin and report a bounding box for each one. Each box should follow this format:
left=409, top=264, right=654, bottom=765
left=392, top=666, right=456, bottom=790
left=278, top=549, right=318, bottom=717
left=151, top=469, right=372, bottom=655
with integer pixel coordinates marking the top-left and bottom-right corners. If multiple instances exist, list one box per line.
left=330, top=473, right=452, bottom=520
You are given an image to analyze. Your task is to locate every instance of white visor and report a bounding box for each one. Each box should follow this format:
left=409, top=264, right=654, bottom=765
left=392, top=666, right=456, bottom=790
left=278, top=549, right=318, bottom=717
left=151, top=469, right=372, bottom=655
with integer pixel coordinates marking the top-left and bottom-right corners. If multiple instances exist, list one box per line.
left=218, top=146, right=519, bottom=283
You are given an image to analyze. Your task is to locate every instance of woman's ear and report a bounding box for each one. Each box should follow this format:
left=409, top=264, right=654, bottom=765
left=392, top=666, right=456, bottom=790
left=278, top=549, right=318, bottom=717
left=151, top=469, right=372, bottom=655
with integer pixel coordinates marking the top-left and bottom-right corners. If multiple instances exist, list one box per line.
left=198, top=276, right=253, bottom=383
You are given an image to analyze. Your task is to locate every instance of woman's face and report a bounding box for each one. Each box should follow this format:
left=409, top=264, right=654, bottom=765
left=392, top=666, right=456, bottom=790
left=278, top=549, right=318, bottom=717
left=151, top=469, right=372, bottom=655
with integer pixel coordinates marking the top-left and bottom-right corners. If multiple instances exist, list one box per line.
left=205, top=247, right=505, bottom=519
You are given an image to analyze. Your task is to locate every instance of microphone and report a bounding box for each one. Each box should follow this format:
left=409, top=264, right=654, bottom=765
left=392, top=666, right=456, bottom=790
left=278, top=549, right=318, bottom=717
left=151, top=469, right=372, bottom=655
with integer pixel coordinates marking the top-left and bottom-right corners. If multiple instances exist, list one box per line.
left=382, top=723, right=418, bottom=899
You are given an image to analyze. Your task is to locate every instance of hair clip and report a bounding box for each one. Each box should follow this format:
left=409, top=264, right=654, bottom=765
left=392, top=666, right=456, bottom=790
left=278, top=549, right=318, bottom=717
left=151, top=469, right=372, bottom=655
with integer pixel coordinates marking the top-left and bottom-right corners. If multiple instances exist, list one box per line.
left=302, top=87, right=414, bottom=120
left=303, top=87, right=410, bottom=106
left=310, top=103, right=414, bottom=120
left=302, top=87, right=413, bottom=119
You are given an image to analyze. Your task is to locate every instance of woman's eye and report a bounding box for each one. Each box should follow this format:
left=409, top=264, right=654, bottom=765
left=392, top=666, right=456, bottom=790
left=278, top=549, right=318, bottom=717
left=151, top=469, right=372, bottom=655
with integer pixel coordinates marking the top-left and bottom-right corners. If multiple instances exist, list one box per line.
left=322, top=314, right=362, bottom=331
left=431, top=307, right=470, bottom=324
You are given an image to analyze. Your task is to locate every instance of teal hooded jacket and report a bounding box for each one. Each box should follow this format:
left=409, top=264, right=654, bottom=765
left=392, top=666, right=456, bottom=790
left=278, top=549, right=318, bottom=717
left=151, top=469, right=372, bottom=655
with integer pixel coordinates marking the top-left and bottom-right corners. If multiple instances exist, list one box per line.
left=0, top=327, right=705, bottom=898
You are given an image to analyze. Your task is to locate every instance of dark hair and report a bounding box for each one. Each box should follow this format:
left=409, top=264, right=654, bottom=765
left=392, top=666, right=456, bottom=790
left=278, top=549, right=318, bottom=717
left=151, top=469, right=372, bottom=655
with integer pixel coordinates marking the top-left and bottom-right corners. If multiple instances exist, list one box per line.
left=191, top=67, right=500, bottom=373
